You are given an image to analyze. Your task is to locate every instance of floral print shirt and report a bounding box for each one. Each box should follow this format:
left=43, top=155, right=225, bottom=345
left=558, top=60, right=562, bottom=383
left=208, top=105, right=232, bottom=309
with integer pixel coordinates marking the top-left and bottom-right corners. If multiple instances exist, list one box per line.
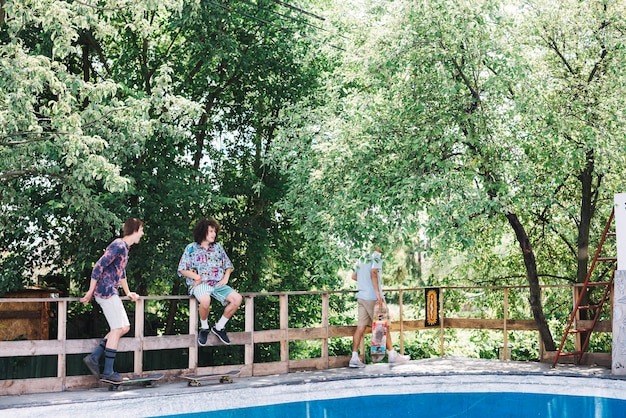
left=177, top=242, right=233, bottom=295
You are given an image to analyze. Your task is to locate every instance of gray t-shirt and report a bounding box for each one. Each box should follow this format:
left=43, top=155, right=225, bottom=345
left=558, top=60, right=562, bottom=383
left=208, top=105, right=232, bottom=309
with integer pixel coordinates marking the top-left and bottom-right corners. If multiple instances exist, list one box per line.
left=354, top=250, right=383, bottom=300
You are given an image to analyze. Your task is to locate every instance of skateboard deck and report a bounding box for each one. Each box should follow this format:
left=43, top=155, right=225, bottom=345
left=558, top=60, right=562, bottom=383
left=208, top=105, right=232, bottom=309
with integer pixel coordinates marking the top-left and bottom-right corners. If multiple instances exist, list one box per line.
left=370, top=303, right=388, bottom=363
left=100, top=373, right=164, bottom=391
left=182, top=370, right=240, bottom=386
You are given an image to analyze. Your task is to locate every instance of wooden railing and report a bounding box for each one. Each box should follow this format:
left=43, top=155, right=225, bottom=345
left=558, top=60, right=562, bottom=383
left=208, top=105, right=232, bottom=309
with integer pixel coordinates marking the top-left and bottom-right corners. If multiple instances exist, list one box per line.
left=0, top=284, right=612, bottom=395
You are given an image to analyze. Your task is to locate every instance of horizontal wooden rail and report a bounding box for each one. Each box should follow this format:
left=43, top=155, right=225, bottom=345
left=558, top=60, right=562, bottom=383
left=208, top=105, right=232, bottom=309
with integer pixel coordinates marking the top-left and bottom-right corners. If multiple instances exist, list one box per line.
left=0, top=284, right=612, bottom=395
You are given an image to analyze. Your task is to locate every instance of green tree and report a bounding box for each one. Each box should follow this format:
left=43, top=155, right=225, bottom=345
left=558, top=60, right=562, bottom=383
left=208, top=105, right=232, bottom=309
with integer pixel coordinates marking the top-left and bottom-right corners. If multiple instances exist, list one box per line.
left=518, top=0, right=626, bottom=318
left=0, top=0, right=186, bottom=294
left=273, top=0, right=626, bottom=352
left=0, top=0, right=337, bottom=342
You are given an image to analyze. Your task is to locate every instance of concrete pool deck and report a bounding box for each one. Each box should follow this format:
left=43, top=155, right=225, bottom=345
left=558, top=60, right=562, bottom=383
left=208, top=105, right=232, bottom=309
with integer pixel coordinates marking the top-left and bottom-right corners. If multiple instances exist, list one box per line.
left=2, top=357, right=626, bottom=417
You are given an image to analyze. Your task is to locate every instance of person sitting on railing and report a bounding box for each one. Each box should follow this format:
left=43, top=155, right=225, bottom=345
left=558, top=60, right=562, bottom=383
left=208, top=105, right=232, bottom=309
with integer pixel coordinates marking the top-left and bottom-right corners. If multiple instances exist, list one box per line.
left=178, top=217, right=243, bottom=346
left=80, top=218, right=144, bottom=383
left=349, top=239, right=410, bottom=368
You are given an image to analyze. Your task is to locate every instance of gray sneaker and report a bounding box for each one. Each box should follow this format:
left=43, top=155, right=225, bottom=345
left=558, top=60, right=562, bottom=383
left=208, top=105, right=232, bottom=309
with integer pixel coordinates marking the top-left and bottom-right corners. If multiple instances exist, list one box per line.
left=83, top=355, right=100, bottom=378
left=211, top=326, right=231, bottom=345
left=388, top=351, right=410, bottom=365
left=349, top=357, right=366, bottom=368
left=100, top=372, right=123, bottom=383
left=198, top=328, right=210, bottom=346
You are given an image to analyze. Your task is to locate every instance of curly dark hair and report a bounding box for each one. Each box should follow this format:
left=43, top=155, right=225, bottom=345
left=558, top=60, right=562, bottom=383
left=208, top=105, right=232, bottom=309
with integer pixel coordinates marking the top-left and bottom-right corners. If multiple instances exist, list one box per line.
left=192, top=218, right=221, bottom=244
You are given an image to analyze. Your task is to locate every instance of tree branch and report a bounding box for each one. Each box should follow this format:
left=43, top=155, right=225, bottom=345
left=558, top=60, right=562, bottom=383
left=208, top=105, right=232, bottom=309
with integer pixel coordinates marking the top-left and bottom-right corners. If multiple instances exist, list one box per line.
left=0, top=169, right=38, bottom=181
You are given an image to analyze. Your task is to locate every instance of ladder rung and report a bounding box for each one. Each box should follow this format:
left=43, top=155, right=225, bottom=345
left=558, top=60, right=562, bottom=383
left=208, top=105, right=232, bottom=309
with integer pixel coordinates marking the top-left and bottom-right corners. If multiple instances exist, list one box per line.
left=577, top=305, right=601, bottom=310
left=585, top=281, right=612, bottom=287
left=569, top=328, right=593, bottom=334
left=553, top=210, right=614, bottom=368
left=558, top=351, right=584, bottom=357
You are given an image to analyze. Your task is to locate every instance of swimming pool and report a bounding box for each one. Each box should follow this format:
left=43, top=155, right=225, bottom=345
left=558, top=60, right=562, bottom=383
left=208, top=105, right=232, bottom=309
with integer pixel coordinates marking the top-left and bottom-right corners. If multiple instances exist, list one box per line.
left=167, top=391, right=626, bottom=418
left=4, top=359, right=626, bottom=418
left=146, top=369, right=626, bottom=418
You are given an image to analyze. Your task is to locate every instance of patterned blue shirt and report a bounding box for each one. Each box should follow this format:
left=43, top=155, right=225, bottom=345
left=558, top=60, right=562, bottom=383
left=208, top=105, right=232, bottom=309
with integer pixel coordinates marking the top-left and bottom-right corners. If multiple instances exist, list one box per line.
left=91, top=238, right=128, bottom=299
left=177, top=242, right=233, bottom=294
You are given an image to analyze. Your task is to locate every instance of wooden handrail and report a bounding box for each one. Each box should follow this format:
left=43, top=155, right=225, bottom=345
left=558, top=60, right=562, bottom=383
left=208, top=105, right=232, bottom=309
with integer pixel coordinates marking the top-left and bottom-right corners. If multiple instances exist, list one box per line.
left=0, top=284, right=611, bottom=395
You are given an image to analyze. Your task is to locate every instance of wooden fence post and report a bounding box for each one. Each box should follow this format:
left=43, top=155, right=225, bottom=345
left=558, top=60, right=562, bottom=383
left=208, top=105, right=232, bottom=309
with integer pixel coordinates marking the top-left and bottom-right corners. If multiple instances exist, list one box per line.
left=503, top=287, right=509, bottom=360
left=188, top=297, right=198, bottom=371
left=322, top=293, right=329, bottom=368
left=280, top=294, right=289, bottom=363
left=245, top=296, right=254, bottom=369
left=57, top=299, right=66, bottom=385
left=439, top=288, right=445, bottom=356
left=134, top=298, right=144, bottom=374
left=399, top=289, right=404, bottom=354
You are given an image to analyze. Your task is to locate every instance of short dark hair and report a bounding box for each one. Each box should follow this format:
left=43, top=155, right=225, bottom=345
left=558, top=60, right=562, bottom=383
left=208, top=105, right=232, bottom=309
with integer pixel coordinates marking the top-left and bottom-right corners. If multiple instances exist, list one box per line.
left=193, top=218, right=221, bottom=244
left=123, top=218, right=143, bottom=236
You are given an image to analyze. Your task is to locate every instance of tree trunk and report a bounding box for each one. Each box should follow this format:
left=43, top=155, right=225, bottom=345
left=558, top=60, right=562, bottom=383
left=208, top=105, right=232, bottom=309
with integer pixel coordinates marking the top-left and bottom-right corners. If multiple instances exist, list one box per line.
left=577, top=149, right=597, bottom=284
left=506, top=212, right=556, bottom=351
left=165, top=281, right=183, bottom=335
left=575, top=149, right=600, bottom=343
left=0, top=1, right=5, bottom=27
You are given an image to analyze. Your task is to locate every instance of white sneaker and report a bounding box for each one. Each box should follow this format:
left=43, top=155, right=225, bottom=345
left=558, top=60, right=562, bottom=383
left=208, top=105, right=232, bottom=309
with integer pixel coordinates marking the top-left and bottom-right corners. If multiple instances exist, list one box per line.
left=388, top=351, right=410, bottom=365
left=349, top=357, right=366, bottom=368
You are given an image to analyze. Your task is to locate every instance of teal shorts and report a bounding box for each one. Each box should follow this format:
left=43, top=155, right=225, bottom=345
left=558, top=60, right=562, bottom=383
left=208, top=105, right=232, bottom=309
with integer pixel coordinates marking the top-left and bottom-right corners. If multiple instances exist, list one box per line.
left=191, top=283, right=235, bottom=306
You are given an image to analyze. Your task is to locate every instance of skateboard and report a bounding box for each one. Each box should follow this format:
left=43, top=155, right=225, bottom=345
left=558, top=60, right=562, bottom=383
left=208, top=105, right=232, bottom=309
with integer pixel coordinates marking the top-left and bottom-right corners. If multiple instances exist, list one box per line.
left=370, top=303, right=389, bottom=363
left=182, top=369, right=240, bottom=386
left=100, top=373, right=164, bottom=391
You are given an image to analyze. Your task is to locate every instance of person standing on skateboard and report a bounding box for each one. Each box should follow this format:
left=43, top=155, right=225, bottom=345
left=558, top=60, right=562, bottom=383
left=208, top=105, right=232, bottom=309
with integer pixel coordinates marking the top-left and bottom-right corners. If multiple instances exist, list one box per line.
left=80, top=218, right=144, bottom=383
left=178, top=218, right=242, bottom=346
left=349, top=240, right=410, bottom=368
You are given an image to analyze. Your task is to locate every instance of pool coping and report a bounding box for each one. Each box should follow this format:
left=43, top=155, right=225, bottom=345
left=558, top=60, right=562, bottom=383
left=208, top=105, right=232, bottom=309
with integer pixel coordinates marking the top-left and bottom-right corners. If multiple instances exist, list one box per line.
left=2, top=357, right=626, bottom=417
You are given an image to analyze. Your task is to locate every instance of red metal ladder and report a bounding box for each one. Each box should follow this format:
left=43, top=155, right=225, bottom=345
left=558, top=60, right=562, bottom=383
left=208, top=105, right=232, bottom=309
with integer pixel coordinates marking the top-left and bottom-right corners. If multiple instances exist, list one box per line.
left=551, top=208, right=616, bottom=367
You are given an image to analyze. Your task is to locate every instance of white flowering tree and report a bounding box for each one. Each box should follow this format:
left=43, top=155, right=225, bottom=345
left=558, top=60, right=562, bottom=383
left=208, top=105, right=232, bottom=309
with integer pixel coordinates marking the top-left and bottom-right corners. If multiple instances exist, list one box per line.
left=273, top=0, right=626, bottom=351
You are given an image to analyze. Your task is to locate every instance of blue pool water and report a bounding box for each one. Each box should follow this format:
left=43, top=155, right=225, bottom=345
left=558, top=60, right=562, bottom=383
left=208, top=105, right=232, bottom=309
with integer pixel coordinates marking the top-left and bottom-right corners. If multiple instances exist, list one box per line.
left=167, top=392, right=626, bottom=418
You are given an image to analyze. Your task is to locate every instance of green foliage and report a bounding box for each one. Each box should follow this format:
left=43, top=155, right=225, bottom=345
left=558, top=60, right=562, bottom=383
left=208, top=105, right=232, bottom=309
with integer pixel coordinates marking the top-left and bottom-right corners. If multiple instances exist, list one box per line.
left=255, top=295, right=280, bottom=331
left=509, top=331, right=540, bottom=361
left=0, top=0, right=334, bottom=310
left=402, top=330, right=441, bottom=359
left=255, top=342, right=280, bottom=363
left=2, top=0, right=624, bottom=363
left=290, top=340, right=322, bottom=360
left=272, top=0, right=626, bottom=351
left=144, top=299, right=190, bottom=336
left=328, top=336, right=352, bottom=357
